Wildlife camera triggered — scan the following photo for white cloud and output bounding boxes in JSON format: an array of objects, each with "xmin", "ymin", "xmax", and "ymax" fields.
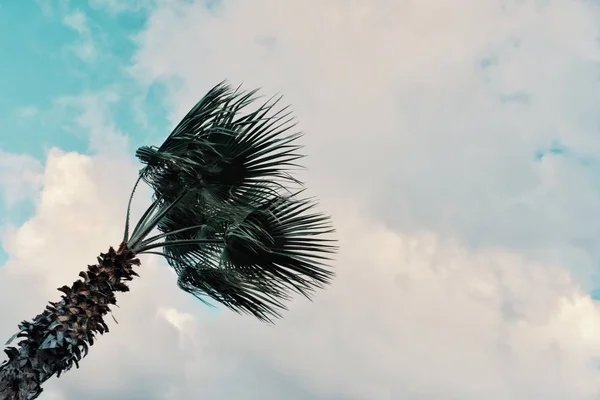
[
  {"xmin": 54, "ymin": 89, "xmax": 130, "ymax": 154},
  {"xmin": 157, "ymin": 307, "xmax": 198, "ymax": 348},
  {"xmin": 88, "ymin": 0, "xmax": 156, "ymax": 14},
  {"xmin": 0, "ymin": 150, "xmax": 44, "ymax": 208},
  {"xmin": 62, "ymin": 9, "xmax": 97, "ymax": 62},
  {"xmin": 62, "ymin": 9, "xmax": 88, "ymax": 34},
  {"xmin": 36, "ymin": 0, "xmax": 56, "ymax": 17},
  {"xmin": 130, "ymin": 0, "xmax": 600, "ymax": 264},
  {"xmin": 126, "ymin": 0, "xmax": 600, "ymax": 397},
  {"xmin": 2, "ymin": 153, "xmax": 600, "ymax": 399},
  {"xmin": 14, "ymin": 106, "xmax": 39, "ymax": 119}
]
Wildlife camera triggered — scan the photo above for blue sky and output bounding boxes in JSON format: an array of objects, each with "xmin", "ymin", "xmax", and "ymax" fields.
[
  {"xmin": 1, "ymin": 2, "xmax": 150, "ymax": 154},
  {"xmin": 0, "ymin": 1, "xmax": 170, "ymax": 261}
]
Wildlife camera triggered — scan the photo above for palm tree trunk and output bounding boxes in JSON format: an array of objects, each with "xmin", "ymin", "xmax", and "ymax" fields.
[{"xmin": 0, "ymin": 243, "xmax": 140, "ymax": 400}]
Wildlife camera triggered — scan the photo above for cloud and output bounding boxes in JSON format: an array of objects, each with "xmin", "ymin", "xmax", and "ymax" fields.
[
  {"xmin": 130, "ymin": 0, "xmax": 600, "ymax": 265},
  {"xmin": 126, "ymin": 0, "xmax": 600, "ymax": 397},
  {"xmin": 0, "ymin": 150, "xmax": 44, "ymax": 208},
  {"xmin": 88, "ymin": 0, "xmax": 156, "ymax": 14},
  {"xmin": 36, "ymin": 0, "xmax": 55, "ymax": 17},
  {"xmin": 62, "ymin": 9, "xmax": 89, "ymax": 34},
  {"xmin": 53, "ymin": 89, "xmax": 130, "ymax": 154},
  {"xmin": 62, "ymin": 9, "xmax": 97, "ymax": 62},
  {"xmin": 14, "ymin": 106, "xmax": 39, "ymax": 119},
  {"xmin": 2, "ymin": 150, "xmax": 600, "ymax": 399}
]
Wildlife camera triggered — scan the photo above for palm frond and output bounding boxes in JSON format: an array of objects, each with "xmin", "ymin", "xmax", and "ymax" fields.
[
  {"xmin": 136, "ymin": 192, "xmax": 336, "ymax": 321},
  {"xmin": 128, "ymin": 82, "xmax": 336, "ymax": 321},
  {"xmin": 122, "ymin": 175, "xmax": 143, "ymax": 243},
  {"xmin": 135, "ymin": 82, "xmax": 304, "ymax": 205},
  {"xmin": 176, "ymin": 267, "xmax": 289, "ymax": 322},
  {"xmin": 221, "ymin": 195, "xmax": 336, "ymax": 297}
]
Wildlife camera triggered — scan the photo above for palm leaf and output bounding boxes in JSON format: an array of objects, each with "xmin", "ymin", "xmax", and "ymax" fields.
[
  {"xmin": 129, "ymin": 82, "xmax": 336, "ymax": 321},
  {"xmin": 221, "ymin": 195, "xmax": 336, "ymax": 297},
  {"xmin": 176, "ymin": 267, "xmax": 289, "ymax": 322},
  {"xmin": 136, "ymin": 192, "xmax": 335, "ymax": 321},
  {"xmin": 135, "ymin": 81, "xmax": 303, "ymax": 205}
]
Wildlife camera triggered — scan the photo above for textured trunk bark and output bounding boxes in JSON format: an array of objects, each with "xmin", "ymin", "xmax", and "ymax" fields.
[{"xmin": 0, "ymin": 243, "xmax": 139, "ymax": 400}]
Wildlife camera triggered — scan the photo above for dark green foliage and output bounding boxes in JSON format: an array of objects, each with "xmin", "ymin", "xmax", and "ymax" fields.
[
  {"xmin": 128, "ymin": 81, "xmax": 336, "ymax": 322},
  {"xmin": 167, "ymin": 194, "xmax": 336, "ymax": 321},
  {"xmin": 135, "ymin": 82, "xmax": 303, "ymax": 205}
]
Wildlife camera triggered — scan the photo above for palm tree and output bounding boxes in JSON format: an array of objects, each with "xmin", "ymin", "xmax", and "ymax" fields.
[{"xmin": 0, "ymin": 82, "xmax": 336, "ymax": 400}]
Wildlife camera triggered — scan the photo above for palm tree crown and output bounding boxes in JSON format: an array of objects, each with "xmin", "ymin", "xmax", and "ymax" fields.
[{"xmin": 128, "ymin": 82, "xmax": 336, "ymax": 321}]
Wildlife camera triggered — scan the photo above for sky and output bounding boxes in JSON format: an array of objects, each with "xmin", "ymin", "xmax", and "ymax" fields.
[{"xmin": 3, "ymin": 0, "xmax": 600, "ymax": 398}]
